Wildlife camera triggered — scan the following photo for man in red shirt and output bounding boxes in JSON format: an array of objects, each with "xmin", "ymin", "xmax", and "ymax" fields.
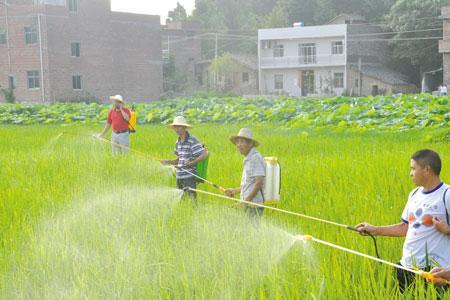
[{"xmin": 97, "ymin": 95, "xmax": 131, "ymax": 154}]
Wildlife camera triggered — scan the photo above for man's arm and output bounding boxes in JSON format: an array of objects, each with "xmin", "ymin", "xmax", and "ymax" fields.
[
  {"xmin": 244, "ymin": 176, "xmax": 264, "ymax": 203},
  {"xmin": 98, "ymin": 122, "xmax": 111, "ymax": 138},
  {"xmin": 184, "ymin": 149, "xmax": 208, "ymax": 167},
  {"xmin": 433, "ymin": 217, "xmax": 450, "ymax": 235},
  {"xmin": 225, "ymin": 188, "xmax": 241, "ymax": 197},
  {"xmin": 160, "ymin": 158, "xmax": 179, "ymax": 166},
  {"xmin": 120, "ymin": 108, "xmax": 130, "ymax": 122},
  {"xmin": 355, "ymin": 222, "xmax": 408, "ymax": 237}
]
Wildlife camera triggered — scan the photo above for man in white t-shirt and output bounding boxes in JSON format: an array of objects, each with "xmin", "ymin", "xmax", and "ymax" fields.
[{"xmin": 356, "ymin": 149, "xmax": 450, "ymax": 292}]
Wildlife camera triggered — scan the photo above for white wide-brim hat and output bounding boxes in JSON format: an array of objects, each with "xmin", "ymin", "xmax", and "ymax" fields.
[
  {"xmin": 230, "ymin": 128, "xmax": 260, "ymax": 147},
  {"xmin": 167, "ymin": 116, "xmax": 192, "ymax": 129},
  {"xmin": 109, "ymin": 94, "xmax": 124, "ymax": 103}
]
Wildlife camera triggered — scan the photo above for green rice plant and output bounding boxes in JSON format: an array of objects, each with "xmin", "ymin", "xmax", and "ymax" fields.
[{"xmin": 0, "ymin": 125, "xmax": 449, "ymax": 299}]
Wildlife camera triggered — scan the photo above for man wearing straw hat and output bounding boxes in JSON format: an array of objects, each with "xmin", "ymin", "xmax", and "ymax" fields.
[
  {"xmin": 97, "ymin": 95, "xmax": 131, "ymax": 154},
  {"xmin": 160, "ymin": 116, "xmax": 207, "ymax": 201},
  {"xmin": 226, "ymin": 128, "xmax": 266, "ymax": 218}
]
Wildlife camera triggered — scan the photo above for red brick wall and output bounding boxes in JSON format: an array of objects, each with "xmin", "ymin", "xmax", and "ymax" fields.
[{"xmin": 0, "ymin": 0, "xmax": 162, "ymax": 103}]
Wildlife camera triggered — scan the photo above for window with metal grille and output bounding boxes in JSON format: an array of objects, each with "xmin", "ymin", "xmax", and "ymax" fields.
[
  {"xmin": 242, "ymin": 72, "xmax": 249, "ymax": 83},
  {"xmin": 274, "ymin": 74, "xmax": 284, "ymax": 90},
  {"xmin": 71, "ymin": 42, "xmax": 80, "ymax": 57},
  {"xmin": 8, "ymin": 76, "xmax": 16, "ymax": 90},
  {"xmin": 273, "ymin": 44, "xmax": 284, "ymax": 57},
  {"xmin": 24, "ymin": 27, "xmax": 38, "ymax": 44},
  {"xmin": 0, "ymin": 29, "xmax": 6, "ymax": 45},
  {"xmin": 72, "ymin": 75, "xmax": 82, "ymax": 90},
  {"xmin": 334, "ymin": 72, "xmax": 344, "ymax": 88},
  {"xmin": 68, "ymin": 0, "xmax": 78, "ymax": 12},
  {"xmin": 27, "ymin": 71, "xmax": 40, "ymax": 89},
  {"xmin": 332, "ymin": 41, "xmax": 344, "ymax": 55},
  {"xmin": 299, "ymin": 43, "xmax": 316, "ymax": 64}
]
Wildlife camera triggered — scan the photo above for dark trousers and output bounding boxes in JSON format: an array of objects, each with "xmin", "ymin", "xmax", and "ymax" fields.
[
  {"xmin": 176, "ymin": 177, "xmax": 197, "ymax": 200},
  {"xmin": 245, "ymin": 206, "xmax": 264, "ymax": 218}
]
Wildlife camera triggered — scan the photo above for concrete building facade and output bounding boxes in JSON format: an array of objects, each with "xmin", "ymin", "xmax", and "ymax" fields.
[{"xmin": 258, "ymin": 15, "xmax": 417, "ymax": 97}]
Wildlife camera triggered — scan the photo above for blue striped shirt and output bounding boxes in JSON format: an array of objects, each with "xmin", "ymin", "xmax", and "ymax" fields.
[{"xmin": 174, "ymin": 133, "xmax": 205, "ymax": 179}]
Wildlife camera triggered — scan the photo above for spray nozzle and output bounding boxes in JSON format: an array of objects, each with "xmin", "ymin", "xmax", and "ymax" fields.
[
  {"xmin": 418, "ymin": 270, "xmax": 450, "ymax": 285},
  {"xmin": 294, "ymin": 235, "xmax": 313, "ymax": 242}
]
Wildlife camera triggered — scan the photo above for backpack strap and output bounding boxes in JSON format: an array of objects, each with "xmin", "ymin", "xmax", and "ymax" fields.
[{"xmin": 443, "ymin": 188, "xmax": 450, "ymax": 225}]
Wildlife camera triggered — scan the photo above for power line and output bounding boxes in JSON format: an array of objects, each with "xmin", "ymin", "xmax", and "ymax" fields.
[{"xmin": 348, "ymin": 27, "xmax": 442, "ymax": 38}]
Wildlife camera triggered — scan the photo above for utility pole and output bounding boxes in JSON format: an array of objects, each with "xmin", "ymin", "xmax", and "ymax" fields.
[
  {"xmin": 358, "ymin": 57, "xmax": 362, "ymax": 96},
  {"xmin": 214, "ymin": 32, "xmax": 218, "ymax": 89},
  {"xmin": 215, "ymin": 32, "xmax": 218, "ymax": 58},
  {"xmin": 4, "ymin": 0, "xmax": 11, "ymax": 74}
]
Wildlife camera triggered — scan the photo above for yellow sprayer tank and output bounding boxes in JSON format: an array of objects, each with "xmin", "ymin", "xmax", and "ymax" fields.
[
  {"xmin": 264, "ymin": 157, "xmax": 281, "ymax": 205},
  {"xmin": 129, "ymin": 110, "xmax": 137, "ymax": 133}
]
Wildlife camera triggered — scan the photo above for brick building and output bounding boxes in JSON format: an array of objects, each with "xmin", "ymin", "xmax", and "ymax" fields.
[
  {"xmin": 0, "ymin": 0, "xmax": 162, "ymax": 103},
  {"xmin": 196, "ymin": 53, "xmax": 259, "ymax": 95},
  {"xmin": 440, "ymin": 6, "xmax": 450, "ymax": 86},
  {"xmin": 161, "ymin": 21, "xmax": 202, "ymax": 94}
]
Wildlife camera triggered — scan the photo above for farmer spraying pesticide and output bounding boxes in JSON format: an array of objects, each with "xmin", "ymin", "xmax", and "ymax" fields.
[
  {"xmin": 97, "ymin": 95, "xmax": 131, "ymax": 154},
  {"xmin": 356, "ymin": 149, "xmax": 450, "ymax": 293},
  {"xmin": 225, "ymin": 128, "xmax": 266, "ymax": 219},
  {"xmin": 160, "ymin": 116, "xmax": 208, "ymax": 201}
]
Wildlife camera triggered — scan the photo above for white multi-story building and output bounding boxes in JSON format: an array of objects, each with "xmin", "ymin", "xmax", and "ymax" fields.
[
  {"xmin": 258, "ymin": 16, "xmax": 417, "ymax": 97},
  {"xmin": 258, "ymin": 24, "xmax": 347, "ymax": 97}
]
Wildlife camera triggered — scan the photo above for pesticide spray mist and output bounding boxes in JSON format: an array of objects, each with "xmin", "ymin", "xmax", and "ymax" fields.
[
  {"xmin": 4, "ymin": 132, "xmax": 317, "ymax": 298},
  {"xmin": 5, "ymin": 185, "xmax": 315, "ymax": 299}
]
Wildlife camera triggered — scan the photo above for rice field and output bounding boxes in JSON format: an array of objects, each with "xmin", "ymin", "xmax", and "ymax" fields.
[{"xmin": 1, "ymin": 124, "xmax": 449, "ymax": 299}]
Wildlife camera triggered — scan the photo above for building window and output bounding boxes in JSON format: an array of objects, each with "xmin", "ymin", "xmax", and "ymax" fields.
[
  {"xmin": 72, "ymin": 75, "xmax": 82, "ymax": 90},
  {"xmin": 299, "ymin": 43, "xmax": 316, "ymax": 64},
  {"xmin": 355, "ymin": 78, "xmax": 359, "ymax": 88},
  {"xmin": 273, "ymin": 44, "xmax": 284, "ymax": 57},
  {"xmin": 274, "ymin": 74, "xmax": 284, "ymax": 90},
  {"xmin": 8, "ymin": 76, "xmax": 16, "ymax": 90},
  {"xmin": 71, "ymin": 42, "xmax": 80, "ymax": 57},
  {"xmin": 261, "ymin": 40, "xmax": 274, "ymax": 50},
  {"xmin": 24, "ymin": 27, "xmax": 38, "ymax": 44},
  {"xmin": 334, "ymin": 72, "xmax": 344, "ymax": 88},
  {"xmin": 332, "ymin": 41, "xmax": 344, "ymax": 55},
  {"xmin": 242, "ymin": 72, "xmax": 249, "ymax": 83},
  {"xmin": 0, "ymin": 29, "xmax": 6, "ymax": 45},
  {"xmin": 162, "ymin": 49, "xmax": 169, "ymax": 60},
  {"xmin": 27, "ymin": 71, "xmax": 40, "ymax": 89},
  {"xmin": 68, "ymin": 0, "xmax": 79, "ymax": 12}
]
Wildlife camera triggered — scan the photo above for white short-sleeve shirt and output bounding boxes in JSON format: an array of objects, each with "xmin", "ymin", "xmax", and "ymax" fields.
[{"xmin": 400, "ymin": 182, "xmax": 450, "ymax": 268}]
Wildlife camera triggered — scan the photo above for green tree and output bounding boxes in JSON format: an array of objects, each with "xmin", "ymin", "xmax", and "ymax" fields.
[
  {"xmin": 167, "ymin": 2, "xmax": 188, "ymax": 23},
  {"xmin": 386, "ymin": 0, "xmax": 450, "ymax": 81},
  {"xmin": 0, "ymin": 86, "xmax": 15, "ymax": 103},
  {"xmin": 163, "ymin": 55, "xmax": 188, "ymax": 95},
  {"xmin": 208, "ymin": 52, "xmax": 239, "ymax": 91}
]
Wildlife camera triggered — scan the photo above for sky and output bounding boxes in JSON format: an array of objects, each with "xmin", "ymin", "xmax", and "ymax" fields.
[{"xmin": 111, "ymin": 0, "xmax": 195, "ymax": 24}]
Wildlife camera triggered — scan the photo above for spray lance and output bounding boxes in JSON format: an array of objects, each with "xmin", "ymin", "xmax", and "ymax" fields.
[
  {"xmin": 188, "ymin": 188, "xmax": 381, "ymax": 258},
  {"xmin": 60, "ymin": 131, "xmax": 380, "ymax": 257},
  {"xmin": 295, "ymin": 235, "xmax": 450, "ymax": 286}
]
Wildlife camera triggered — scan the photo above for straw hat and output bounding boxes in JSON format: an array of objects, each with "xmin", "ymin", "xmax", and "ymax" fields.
[
  {"xmin": 167, "ymin": 116, "xmax": 192, "ymax": 129},
  {"xmin": 109, "ymin": 94, "xmax": 124, "ymax": 103},
  {"xmin": 230, "ymin": 128, "xmax": 260, "ymax": 147}
]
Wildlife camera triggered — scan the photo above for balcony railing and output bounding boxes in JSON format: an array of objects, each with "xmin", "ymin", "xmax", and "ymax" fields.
[{"xmin": 260, "ymin": 54, "xmax": 345, "ymax": 68}]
